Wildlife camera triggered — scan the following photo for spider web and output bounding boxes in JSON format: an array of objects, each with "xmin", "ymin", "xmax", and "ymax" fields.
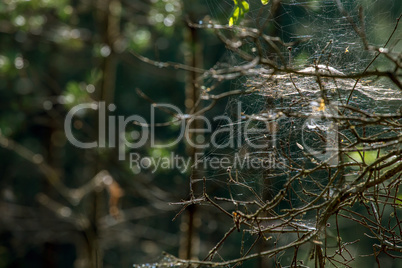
[
  {"xmin": 192, "ymin": 0, "xmax": 401, "ymax": 227},
  {"xmin": 205, "ymin": 0, "xmax": 402, "ymax": 72},
  {"xmin": 184, "ymin": 2, "xmax": 401, "ymax": 265}
]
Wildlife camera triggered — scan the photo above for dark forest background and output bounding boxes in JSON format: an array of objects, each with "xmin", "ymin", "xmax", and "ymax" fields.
[{"xmin": 0, "ymin": 0, "xmax": 401, "ymax": 267}]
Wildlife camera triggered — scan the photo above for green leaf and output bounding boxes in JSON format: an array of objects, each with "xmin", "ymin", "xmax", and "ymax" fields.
[
  {"xmin": 343, "ymin": 149, "xmax": 379, "ymax": 166},
  {"xmin": 396, "ymin": 194, "xmax": 402, "ymax": 207},
  {"xmin": 229, "ymin": 0, "xmax": 249, "ymax": 27},
  {"xmin": 261, "ymin": 0, "xmax": 269, "ymax": 5}
]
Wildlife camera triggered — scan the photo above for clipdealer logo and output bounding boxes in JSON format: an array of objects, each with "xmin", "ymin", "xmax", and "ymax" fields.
[
  {"xmin": 64, "ymin": 100, "xmax": 339, "ymax": 172},
  {"xmin": 63, "ymin": 101, "xmax": 274, "ymax": 161}
]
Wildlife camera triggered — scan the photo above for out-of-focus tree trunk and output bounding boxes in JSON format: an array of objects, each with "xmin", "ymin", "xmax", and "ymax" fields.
[
  {"xmin": 86, "ymin": 1, "xmax": 121, "ymax": 267},
  {"xmin": 179, "ymin": 2, "xmax": 203, "ymax": 260}
]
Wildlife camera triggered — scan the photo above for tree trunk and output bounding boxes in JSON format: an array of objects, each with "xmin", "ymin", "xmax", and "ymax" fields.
[{"xmin": 179, "ymin": 3, "xmax": 203, "ymax": 260}]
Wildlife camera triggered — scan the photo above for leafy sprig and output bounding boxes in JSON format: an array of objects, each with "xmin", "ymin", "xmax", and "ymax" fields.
[{"xmin": 229, "ymin": 0, "xmax": 269, "ymax": 26}]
